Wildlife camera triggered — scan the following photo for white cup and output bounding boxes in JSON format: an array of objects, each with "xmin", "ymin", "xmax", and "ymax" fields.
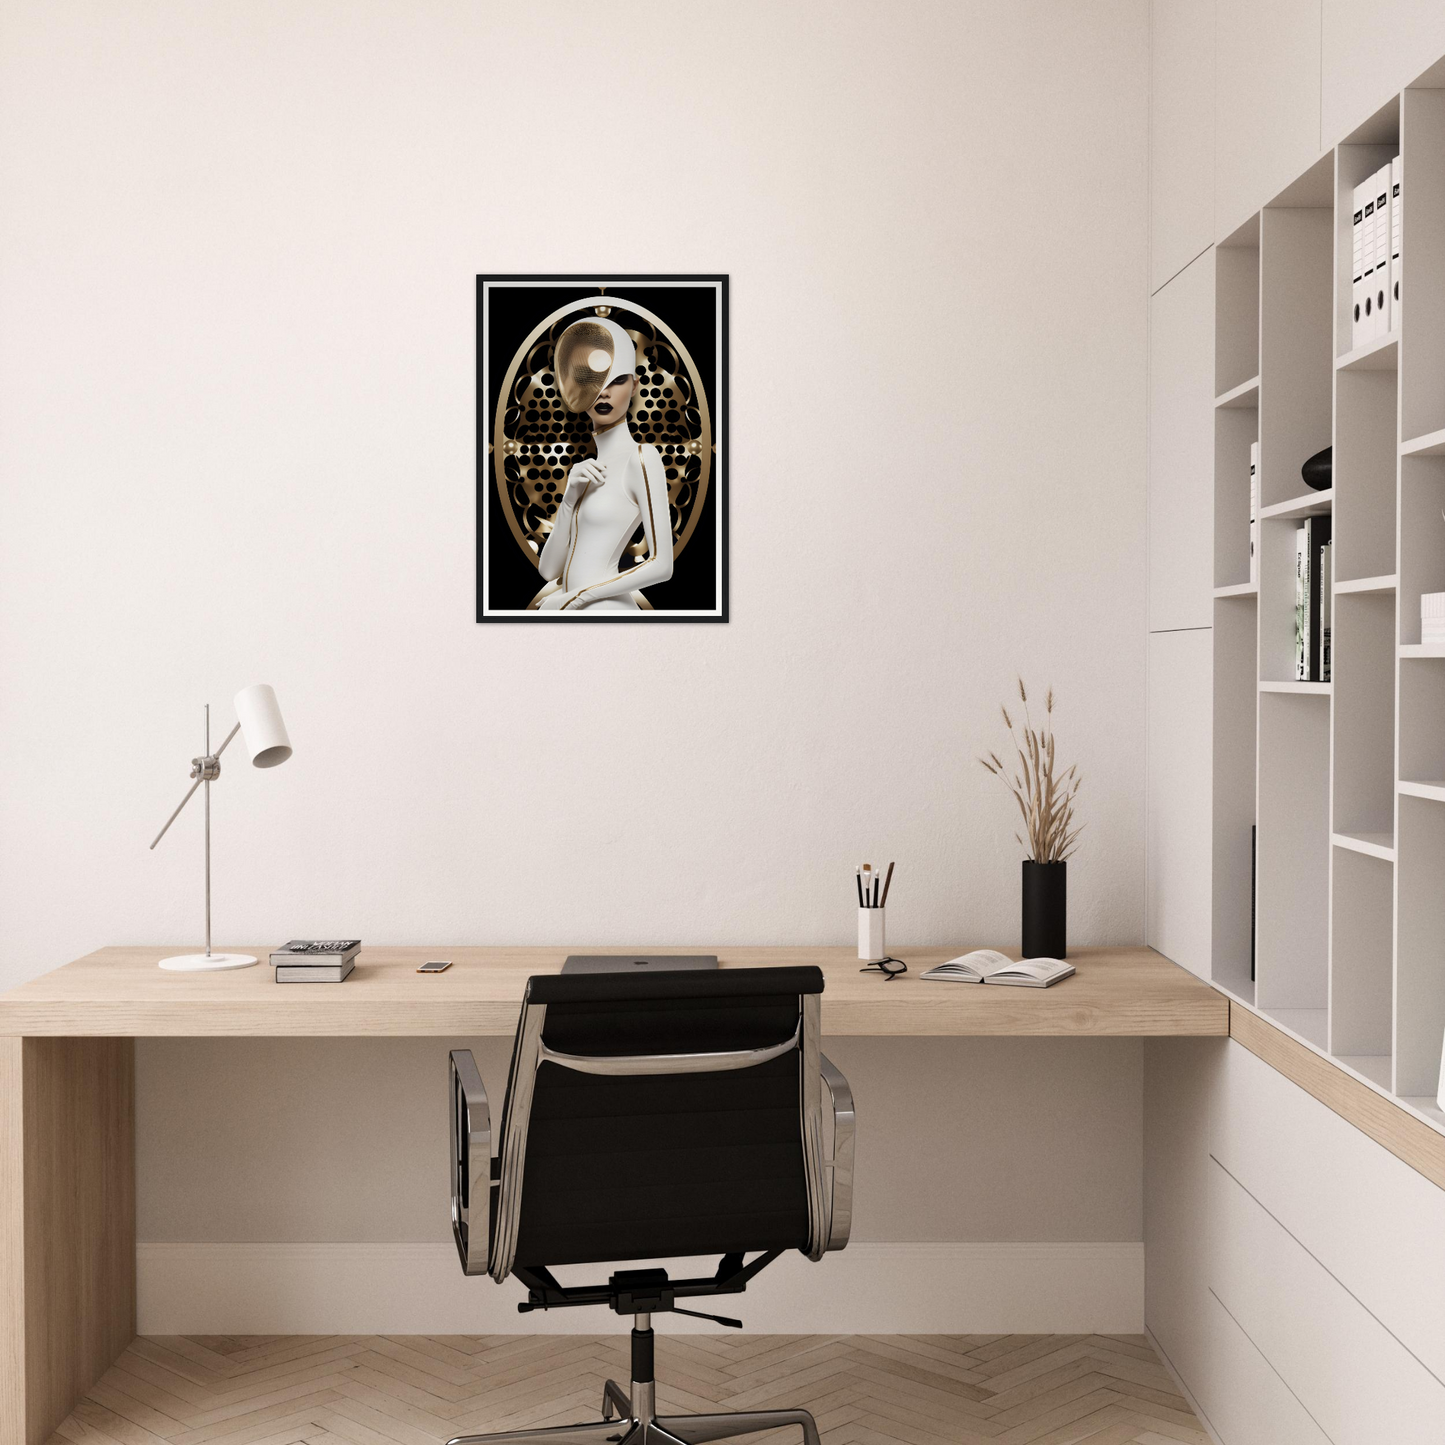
[{"xmin": 858, "ymin": 907, "xmax": 886, "ymax": 962}]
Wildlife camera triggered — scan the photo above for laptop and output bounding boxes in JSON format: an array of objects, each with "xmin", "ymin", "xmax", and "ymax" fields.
[{"xmin": 561, "ymin": 954, "xmax": 719, "ymax": 974}]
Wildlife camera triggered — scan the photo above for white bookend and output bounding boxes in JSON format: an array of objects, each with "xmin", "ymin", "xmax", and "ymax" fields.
[
  {"xmin": 1249, "ymin": 441, "xmax": 1259, "ymax": 585},
  {"xmin": 1320, "ymin": 539, "xmax": 1332, "ymax": 683},
  {"xmin": 1391, "ymin": 154, "xmax": 1402, "ymax": 332},
  {"xmin": 1351, "ymin": 179, "xmax": 1368, "ymax": 349},
  {"xmin": 1295, "ymin": 526, "xmax": 1308, "ymax": 680}
]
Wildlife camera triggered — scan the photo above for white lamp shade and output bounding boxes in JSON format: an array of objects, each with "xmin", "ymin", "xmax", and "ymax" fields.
[{"xmin": 233, "ymin": 684, "xmax": 292, "ymax": 768}]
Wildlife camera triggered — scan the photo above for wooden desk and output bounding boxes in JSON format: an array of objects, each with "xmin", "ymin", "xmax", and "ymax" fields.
[
  {"xmin": 0, "ymin": 944, "xmax": 1223, "ymax": 1445},
  {"xmin": 0, "ymin": 943, "xmax": 1225, "ymax": 1038}
]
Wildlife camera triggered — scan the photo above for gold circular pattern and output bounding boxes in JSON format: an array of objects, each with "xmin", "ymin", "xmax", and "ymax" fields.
[{"xmin": 493, "ymin": 296, "xmax": 714, "ymax": 572}]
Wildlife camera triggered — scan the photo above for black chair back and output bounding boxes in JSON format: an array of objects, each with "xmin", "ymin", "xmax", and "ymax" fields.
[{"xmin": 496, "ymin": 966, "xmax": 825, "ymax": 1270}]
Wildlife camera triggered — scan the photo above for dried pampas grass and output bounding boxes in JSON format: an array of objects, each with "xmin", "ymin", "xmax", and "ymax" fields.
[{"xmin": 979, "ymin": 678, "xmax": 1083, "ymax": 863}]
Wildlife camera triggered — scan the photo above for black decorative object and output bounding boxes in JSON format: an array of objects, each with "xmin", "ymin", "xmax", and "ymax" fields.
[
  {"xmin": 1022, "ymin": 860, "xmax": 1067, "ymax": 959},
  {"xmin": 1301, "ymin": 445, "xmax": 1332, "ymax": 492}
]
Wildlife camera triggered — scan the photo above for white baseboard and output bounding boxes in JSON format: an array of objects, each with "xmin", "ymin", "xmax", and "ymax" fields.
[{"xmin": 137, "ymin": 1241, "xmax": 1143, "ymax": 1336}]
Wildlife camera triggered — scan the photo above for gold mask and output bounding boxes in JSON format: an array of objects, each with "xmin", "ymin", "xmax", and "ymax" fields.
[{"xmin": 555, "ymin": 316, "xmax": 636, "ymax": 412}]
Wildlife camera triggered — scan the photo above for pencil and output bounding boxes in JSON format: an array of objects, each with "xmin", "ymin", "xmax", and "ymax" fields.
[
  {"xmin": 856, "ymin": 869, "xmax": 865, "ymax": 908},
  {"xmin": 880, "ymin": 860, "xmax": 895, "ymax": 907}
]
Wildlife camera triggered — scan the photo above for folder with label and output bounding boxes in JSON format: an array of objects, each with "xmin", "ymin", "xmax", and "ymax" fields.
[{"xmin": 1351, "ymin": 178, "xmax": 1368, "ymax": 349}]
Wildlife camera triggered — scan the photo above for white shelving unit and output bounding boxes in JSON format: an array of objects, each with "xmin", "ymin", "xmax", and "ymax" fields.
[{"xmin": 1212, "ymin": 79, "xmax": 1445, "ymax": 1133}]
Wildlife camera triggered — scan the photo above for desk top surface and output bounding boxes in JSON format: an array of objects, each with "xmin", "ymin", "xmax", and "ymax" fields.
[{"xmin": 0, "ymin": 944, "xmax": 1227, "ymax": 1037}]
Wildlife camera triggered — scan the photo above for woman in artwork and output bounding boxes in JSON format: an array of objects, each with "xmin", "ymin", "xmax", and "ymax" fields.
[{"xmin": 535, "ymin": 315, "xmax": 673, "ymax": 612}]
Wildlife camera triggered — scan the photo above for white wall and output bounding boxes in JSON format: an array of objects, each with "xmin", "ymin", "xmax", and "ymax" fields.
[
  {"xmin": 0, "ymin": 0, "xmax": 1149, "ymax": 984},
  {"xmin": 0, "ymin": 0, "xmax": 1152, "ymax": 1323}
]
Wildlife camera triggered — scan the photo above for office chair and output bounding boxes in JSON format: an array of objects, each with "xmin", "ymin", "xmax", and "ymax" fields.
[{"xmin": 446, "ymin": 966, "xmax": 855, "ymax": 1445}]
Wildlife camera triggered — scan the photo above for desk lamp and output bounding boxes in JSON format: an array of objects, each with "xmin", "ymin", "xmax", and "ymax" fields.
[{"xmin": 149, "ymin": 684, "xmax": 292, "ymax": 971}]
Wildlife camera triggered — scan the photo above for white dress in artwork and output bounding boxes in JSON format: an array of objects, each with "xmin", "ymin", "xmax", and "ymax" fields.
[{"xmin": 535, "ymin": 315, "xmax": 674, "ymax": 613}]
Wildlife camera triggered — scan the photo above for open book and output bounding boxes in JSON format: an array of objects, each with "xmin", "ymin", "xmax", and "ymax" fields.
[{"xmin": 920, "ymin": 950, "xmax": 1075, "ymax": 988}]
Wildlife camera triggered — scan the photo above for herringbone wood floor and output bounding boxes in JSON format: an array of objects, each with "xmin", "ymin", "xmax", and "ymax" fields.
[{"xmin": 49, "ymin": 1334, "xmax": 1209, "ymax": 1445}]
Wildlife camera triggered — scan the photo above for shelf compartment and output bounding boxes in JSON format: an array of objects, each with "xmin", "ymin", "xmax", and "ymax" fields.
[
  {"xmin": 1214, "ymin": 405, "xmax": 1259, "ymax": 589},
  {"xmin": 1332, "ymin": 591, "xmax": 1396, "ymax": 839},
  {"xmin": 1215, "ymin": 375, "xmax": 1260, "ymax": 409},
  {"xmin": 1401, "ymin": 87, "xmax": 1445, "ymax": 444},
  {"xmin": 1255, "ymin": 692, "xmax": 1331, "ymax": 1016},
  {"xmin": 1260, "ymin": 680, "xmax": 1331, "ymax": 695},
  {"xmin": 1333, "ymin": 830, "xmax": 1396, "ymax": 861},
  {"xmin": 1259, "ymin": 203, "xmax": 1332, "ymax": 510},
  {"xmin": 1216, "ymin": 221, "xmax": 1260, "ymax": 398},
  {"xmin": 1400, "ymin": 642, "xmax": 1445, "ymax": 783},
  {"xmin": 1212, "ymin": 593, "xmax": 1259, "ymax": 1003},
  {"xmin": 1336, "ymin": 1054, "xmax": 1393, "ymax": 1090},
  {"xmin": 1334, "ymin": 368, "xmax": 1398, "ymax": 581},
  {"xmin": 1336, "ymin": 139, "xmax": 1399, "ymax": 362},
  {"xmin": 1396, "ymin": 795, "xmax": 1445, "ymax": 1097},
  {"xmin": 1330, "ymin": 848, "xmax": 1393, "ymax": 1062},
  {"xmin": 1401, "ymin": 427, "xmax": 1445, "ymax": 458},
  {"xmin": 1336, "ymin": 335, "xmax": 1398, "ymax": 371},
  {"xmin": 1397, "ymin": 455, "xmax": 1445, "ymax": 644},
  {"xmin": 1336, "ymin": 574, "xmax": 1397, "ymax": 594},
  {"xmin": 1260, "ymin": 489, "xmax": 1333, "ymax": 521},
  {"xmin": 1265, "ymin": 1007, "xmax": 1329, "ymax": 1051}
]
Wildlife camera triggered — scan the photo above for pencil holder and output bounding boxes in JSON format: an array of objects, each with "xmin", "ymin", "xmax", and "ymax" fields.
[{"xmin": 858, "ymin": 907, "xmax": 886, "ymax": 962}]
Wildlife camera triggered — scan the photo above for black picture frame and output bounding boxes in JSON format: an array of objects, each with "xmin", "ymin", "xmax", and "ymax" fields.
[{"xmin": 476, "ymin": 274, "xmax": 729, "ymax": 623}]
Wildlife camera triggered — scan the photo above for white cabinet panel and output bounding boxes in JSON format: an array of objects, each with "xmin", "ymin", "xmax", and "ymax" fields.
[
  {"xmin": 1147, "ymin": 629, "xmax": 1212, "ymax": 978},
  {"xmin": 1215, "ymin": 0, "xmax": 1323, "ymax": 237},
  {"xmin": 1322, "ymin": 0, "xmax": 1445, "ymax": 145},
  {"xmin": 1210, "ymin": 1157, "xmax": 1445, "ymax": 1444},
  {"xmin": 1144, "ymin": 1038, "xmax": 1226, "ymax": 1394},
  {"xmin": 1197, "ymin": 1290, "xmax": 1331, "ymax": 1445},
  {"xmin": 1151, "ymin": 0, "xmax": 1215, "ymax": 291},
  {"xmin": 1149, "ymin": 251, "xmax": 1215, "ymax": 630},
  {"xmin": 1213, "ymin": 1039, "xmax": 1445, "ymax": 1384}
]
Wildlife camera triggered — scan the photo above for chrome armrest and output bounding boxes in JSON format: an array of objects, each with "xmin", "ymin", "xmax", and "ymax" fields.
[
  {"xmin": 819, "ymin": 1052, "xmax": 854, "ymax": 1251},
  {"xmin": 449, "ymin": 1049, "xmax": 492, "ymax": 1276}
]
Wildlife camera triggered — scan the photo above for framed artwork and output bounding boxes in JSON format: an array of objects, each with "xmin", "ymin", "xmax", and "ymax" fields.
[{"xmin": 476, "ymin": 275, "xmax": 728, "ymax": 622}]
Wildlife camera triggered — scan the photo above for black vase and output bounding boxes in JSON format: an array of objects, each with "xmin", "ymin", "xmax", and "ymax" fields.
[{"xmin": 1022, "ymin": 860, "xmax": 1067, "ymax": 959}]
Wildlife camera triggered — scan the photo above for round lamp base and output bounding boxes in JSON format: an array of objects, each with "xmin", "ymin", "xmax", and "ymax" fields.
[{"xmin": 158, "ymin": 952, "xmax": 258, "ymax": 972}]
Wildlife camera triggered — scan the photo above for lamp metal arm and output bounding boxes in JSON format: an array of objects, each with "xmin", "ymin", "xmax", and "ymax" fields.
[{"xmin": 148, "ymin": 721, "xmax": 242, "ymax": 850}]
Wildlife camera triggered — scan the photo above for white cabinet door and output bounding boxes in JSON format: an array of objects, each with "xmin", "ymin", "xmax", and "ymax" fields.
[
  {"xmin": 1147, "ymin": 629, "xmax": 1213, "ymax": 978},
  {"xmin": 1322, "ymin": 0, "xmax": 1445, "ymax": 145},
  {"xmin": 1211, "ymin": 1156, "xmax": 1445, "ymax": 1443},
  {"xmin": 1149, "ymin": 251, "xmax": 1215, "ymax": 632},
  {"xmin": 1215, "ymin": 0, "xmax": 1323, "ymax": 237},
  {"xmin": 1151, "ymin": 0, "xmax": 1215, "ymax": 292}
]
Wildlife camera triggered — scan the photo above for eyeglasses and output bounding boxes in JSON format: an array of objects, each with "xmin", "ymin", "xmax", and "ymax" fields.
[{"xmin": 859, "ymin": 957, "xmax": 908, "ymax": 981}]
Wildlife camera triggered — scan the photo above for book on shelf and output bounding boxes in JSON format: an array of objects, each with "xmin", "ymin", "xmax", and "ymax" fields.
[
  {"xmin": 920, "ymin": 950, "xmax": 1074, "ymax": 988},
  {"xmin": 1320, "ymin": 539, "xmax": 1332, "ymax": 682},
  {"xmin": 1295, "ymin": 526, "xmax": 1308, "ymax": 679},
  {"xmin": 1422, "ymin": 592, "xmax": 1445, "ymax": 644},
  {"xmin": 1373, "ymin": 164, "xmax": 1392, "ymax": 341},
  {"xmin": 1391, "ymin": 154, "xmax": 1402, "ymax": 331},
  {"xmin": 1351, "ymin": 179, "xmax": 1367, "ymax": 348},
  {"xmin": 1249, "ymin": 441, "xmax": 1259, "ymax": 584},
  {"xmin": 276, "ymin": 958, "xmax": 355, "ymax": 984},
  {"xmin": 1293, "ymin": 518, "xmax": 1332, "ymax": 681}
]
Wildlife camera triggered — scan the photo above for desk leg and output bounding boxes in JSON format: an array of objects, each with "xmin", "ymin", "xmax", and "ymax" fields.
[{"xmin": 0, "ymin": 1037, "xmax": 136, "ymax": 1445}]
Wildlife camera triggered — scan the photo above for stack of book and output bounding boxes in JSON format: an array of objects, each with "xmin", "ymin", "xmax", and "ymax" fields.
[
  {"xmin": 1294, "ymin": 518, "xmax": 1332, "ymax": 682},
  {"xmin": 1352, "ymin": 156, "xmax": 1402, "ymax": 347},
  {"xmin": 270, "ymin": 939, "xmax": 361, "ymax": 983},
  {"xmin": 1423, "ymin": 593, "xmax": 1445, "ymax": 646}
]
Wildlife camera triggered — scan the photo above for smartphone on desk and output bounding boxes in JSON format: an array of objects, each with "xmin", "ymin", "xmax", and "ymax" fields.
[{"xmin": 417, "ymin": 959, "xmax": 452, "ymax": 973}]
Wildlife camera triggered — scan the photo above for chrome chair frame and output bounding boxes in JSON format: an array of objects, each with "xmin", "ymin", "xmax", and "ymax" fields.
[{"xmin": 446, "ymin": 985, "xmax": 854, "ymax": 1445}]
